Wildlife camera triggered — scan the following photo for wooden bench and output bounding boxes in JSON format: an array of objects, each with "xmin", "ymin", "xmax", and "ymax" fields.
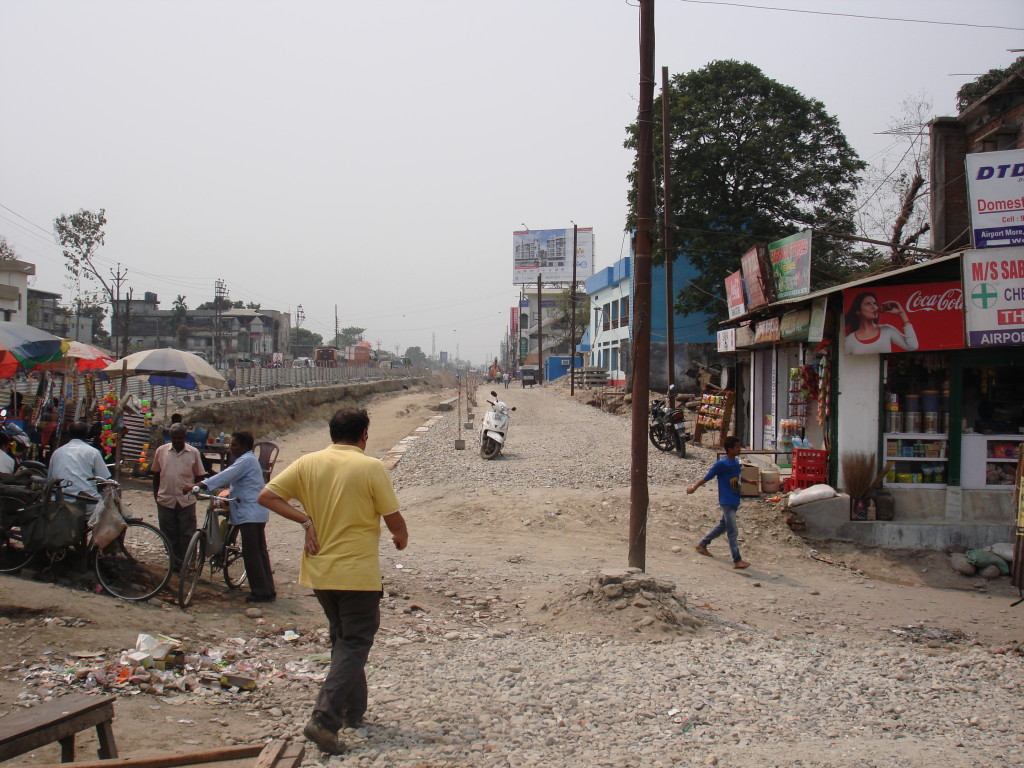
[{"xmin": 0, "ymin": 693, "xmax": 117, "ymax": 763}]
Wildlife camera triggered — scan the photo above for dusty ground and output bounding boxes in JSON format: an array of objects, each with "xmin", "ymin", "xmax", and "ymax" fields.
[{"xmin": 1, "ymin": 379, "xmax": 1022, "ymax": 767}]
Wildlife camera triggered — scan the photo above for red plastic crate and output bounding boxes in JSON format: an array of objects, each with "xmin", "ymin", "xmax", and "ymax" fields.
[
  {"xmin": 793, "ymin": 469, "xmax": 826, "ymax": 483},
  {"xmin": 784, "ymin": 476, "xmax": 822, "ymax": 492},
  {"xmin": 792, "ymin": 448, "xmax": 826, "ymax": 470}
]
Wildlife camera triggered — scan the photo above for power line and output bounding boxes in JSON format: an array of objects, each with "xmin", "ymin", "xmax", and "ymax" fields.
[{"xmin": 674, "ymin": 0, "xmax": 1024, "ymax": 32}]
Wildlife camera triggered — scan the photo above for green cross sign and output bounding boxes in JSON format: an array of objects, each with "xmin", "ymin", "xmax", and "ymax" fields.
[{"xmin": 971, "ymin": 283, "xmax": 997, "ymax": 309}]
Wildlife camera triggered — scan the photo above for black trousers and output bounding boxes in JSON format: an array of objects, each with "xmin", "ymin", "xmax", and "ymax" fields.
[
  {"xmin": 312, "ymin": 589, "xmax": 381, "ymax": 732},
  {"xmin": 237, "ymin": 522, "xmax": 275, "ymax": 600},
  {"xmin": 157, "ymin": 502, "xmax": 197, "ymax": 565}
]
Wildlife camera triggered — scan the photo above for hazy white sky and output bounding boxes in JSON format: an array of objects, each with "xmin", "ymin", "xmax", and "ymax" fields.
[{"xmin": 1, "ymin": 1, "xmax": 1020, "ymax": 363}]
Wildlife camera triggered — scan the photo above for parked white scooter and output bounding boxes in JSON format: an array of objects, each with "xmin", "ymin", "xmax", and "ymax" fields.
[{"xmin": 480, "ymin": 391, "xmax": 516, "ymax": 459}]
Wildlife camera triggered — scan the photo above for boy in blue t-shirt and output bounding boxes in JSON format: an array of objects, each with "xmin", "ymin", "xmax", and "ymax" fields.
[{"xmin": 687, "ymin": 436, "xmax": 750, "ymax": 569}]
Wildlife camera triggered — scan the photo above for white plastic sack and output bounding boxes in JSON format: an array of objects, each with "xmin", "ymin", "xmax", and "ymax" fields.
[
  {"xmin": 988, "ymin": 542, "xmax": 1014, "ymax": 564},
  {"xmin": 788, "ymin": 484, "xmax": 837, "ymax": 508},
  {"xmin": 88, "ymin": 489, "xmax": 127, "ymax": 548}
]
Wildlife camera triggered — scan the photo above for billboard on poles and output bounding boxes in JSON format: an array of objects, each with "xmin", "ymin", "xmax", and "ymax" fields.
[
  {"xmin": 740, "ymin": 244, "xmax": 772, "ymax": 308},
  {"xmin": 513, "ymin": 228, "xmax": 594, "ymax": 284},
  {"xmin": 769, "ymin": 230, "xmax": 812, "ymax": 301},
  {"xmin": 965, "ymin": 149, "xmax": 1024, "ymax": 248},
  {"xmin": 962, "ymin": 246, "xmax": 1024, "ymax": 347},
  {"xmin": 724, "ymin": 270, "xmax": 746, "ymax": 318}
]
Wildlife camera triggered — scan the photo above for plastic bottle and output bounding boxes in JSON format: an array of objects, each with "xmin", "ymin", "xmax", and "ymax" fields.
[{"xmin": 218, "ymin": 431, "xmax": 225, "ymax": 444}]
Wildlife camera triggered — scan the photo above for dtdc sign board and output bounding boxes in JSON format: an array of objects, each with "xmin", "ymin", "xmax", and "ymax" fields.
[
  {"xmin": 965, "ymin": 149, "xmax": 1024, "ymax": 248},
  {"xmin": 962, "ymin": 246, "xmax": 1024, "ymax": 347}
]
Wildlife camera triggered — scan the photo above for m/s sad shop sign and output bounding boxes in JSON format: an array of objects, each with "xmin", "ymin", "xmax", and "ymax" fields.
[{"xmin": 962, "ymin": 246, "xmax": 1024, "ymax": 347}]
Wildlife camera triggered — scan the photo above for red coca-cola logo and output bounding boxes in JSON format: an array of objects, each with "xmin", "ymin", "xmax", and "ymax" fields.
[{"xmin": 906, "ymin": 288, "xmax": 964, "ymax": 312}]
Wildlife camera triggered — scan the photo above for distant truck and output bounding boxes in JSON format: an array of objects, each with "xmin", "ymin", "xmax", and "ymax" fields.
[
  {"xmin": 344, "ymin": 344, "xmax": 372, "ymax": 365},
  {"xmin": 314, "ymin": 347, "xmax": 339, "ymax": 367}
]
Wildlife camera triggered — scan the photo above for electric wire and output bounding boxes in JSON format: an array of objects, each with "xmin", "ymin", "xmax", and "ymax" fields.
[{"xmin": 674, "ymin": 0, "xmax": 1024, "ymax": 32}]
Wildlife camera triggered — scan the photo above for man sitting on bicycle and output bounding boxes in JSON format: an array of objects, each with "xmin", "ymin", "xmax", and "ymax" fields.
[
  {"xmin": 190, "ymin": 430, "xmax": 275, "ymax": 604},
  {"xmin": 47, "ymin": 421, "xmax": 110, "ymax": 506}
]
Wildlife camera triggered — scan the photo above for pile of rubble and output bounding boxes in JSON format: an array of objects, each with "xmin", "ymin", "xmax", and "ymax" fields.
[{"xmin": 533, "ymin": 567, "xmax": 702, "ymax": 636}]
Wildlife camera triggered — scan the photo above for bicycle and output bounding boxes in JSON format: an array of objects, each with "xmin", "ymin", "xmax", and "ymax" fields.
[
  {"xmin": 178, "ymin": 489, "xmax": 247, "ymax": 609},
  {"xmin": 91, "ymin": 478, "xmax": 174, "ymax": 601},
  {"xmin": 0, "ymin": 476, "xmax": 173, "ymax": 602}
]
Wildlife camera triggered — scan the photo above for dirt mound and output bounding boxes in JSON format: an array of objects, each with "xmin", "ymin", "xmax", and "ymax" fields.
[{"xmin": 525, "ymin": 568, "xmax": 703, "ymax": 640}]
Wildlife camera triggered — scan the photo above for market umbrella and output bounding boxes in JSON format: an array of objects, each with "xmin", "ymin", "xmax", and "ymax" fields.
[
  {"xmin": 34, "ymin": 340, "xmax": 115, "ymax": 373},
  {"xmin": 101, "ymin": 348, "xmax": 228, "ymax": 391},
  {"xmin": 0, "ymin": 322, "xmax": 68, "ymax": 378}
]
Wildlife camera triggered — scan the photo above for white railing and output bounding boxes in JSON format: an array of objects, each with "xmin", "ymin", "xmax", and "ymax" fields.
[{"xmin": 6, "ymin": 366, "xmax": 429, "ymax": 419}]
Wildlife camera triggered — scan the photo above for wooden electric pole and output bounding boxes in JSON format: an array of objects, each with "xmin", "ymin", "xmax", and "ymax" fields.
[
  {"xmin": 536, "ymin": 274, "xmax": 543, "ymax": 384},
  {"xmin": 662, "ymin": 65, "xmax": 676, "ymax": 408},
  {"xmin": 629, "ymin": 0, "xmax": 655, "ymax": 571},
  {"xmin": 570, "ymin": 223, "xmax": 578, "ymax": 396}
]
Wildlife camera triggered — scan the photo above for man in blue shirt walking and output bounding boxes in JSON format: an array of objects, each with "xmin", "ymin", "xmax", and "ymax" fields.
[{"xmin": 687, "ymin": 435, "xmax": 750, "ymax": 569}]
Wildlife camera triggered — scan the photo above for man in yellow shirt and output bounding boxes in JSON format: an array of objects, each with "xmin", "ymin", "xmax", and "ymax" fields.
[{"xmin": 258, "ymin": 408, "xmax": 408, "ymax": 756}]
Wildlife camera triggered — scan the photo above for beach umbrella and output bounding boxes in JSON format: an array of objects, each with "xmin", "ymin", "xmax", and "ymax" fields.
[
  {"xmin": 0, "ymin": 322, "xmax": 67, "ymax": 378},
  {"xmin": 34, "ymin": 340, "xmax": 115, "ymax": 373},
  {"xmin": 101, "ymin": 348, "xmax": 227, "ymax": 391}
]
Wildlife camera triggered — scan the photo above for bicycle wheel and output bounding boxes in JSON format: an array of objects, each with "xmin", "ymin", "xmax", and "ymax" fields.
[
  {"xmin": 0, "ymin": 518, "xmax": 32, "ymax": 572},
  {"xmin": 178, "ymin": 531, "xmax": 206, "ymax": 609},
  {"xmin": 94, "ymin": 520, "xmax": 173, "ymax": 601},
  {"xmin": 222, "ymin": 525, "xmax": 248, "ymax": 589}
]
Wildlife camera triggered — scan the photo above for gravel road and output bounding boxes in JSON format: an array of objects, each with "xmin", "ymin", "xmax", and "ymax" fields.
[{"xmin": 4, "ymin": 383, "xmax": 1021, "ymax": 768}]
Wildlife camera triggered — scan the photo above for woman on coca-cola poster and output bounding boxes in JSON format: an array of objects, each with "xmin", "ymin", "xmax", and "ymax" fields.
[{"xmin": 844, "ymin": 291, "xmax": 919, "ymax": 354}]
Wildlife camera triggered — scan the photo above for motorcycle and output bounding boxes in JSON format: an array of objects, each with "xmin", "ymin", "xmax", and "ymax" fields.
[
  {"xmin": 480, "ymin": 391, "xmax": 516, "ymax": 460},
  {"xmin": 648, "ymin": 385, "xmax": 691, "ymax": 458}
]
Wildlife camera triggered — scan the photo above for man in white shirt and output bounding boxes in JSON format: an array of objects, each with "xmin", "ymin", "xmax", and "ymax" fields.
[
  {"xmin": 151, "ymin": 423, "xmax": 206, "ymax": 566},
  {"xmin": 47, "ymin": 421, "xmax": 110, "ymax": 502}
]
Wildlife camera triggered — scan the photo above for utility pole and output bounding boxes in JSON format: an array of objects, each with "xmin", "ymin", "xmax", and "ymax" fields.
[
  {"xmin": 662, "ymin": 66, "xmax": 676, "ymax": 409},
  {"xmin": 293, "ymin": 303, "xmax": 304, "ymax": 358},
  {"xmin": 536, "ymin": 273, "xmax": 543, "ymax": 384},
  {"xmin": 121, "ymin": 287, "xmax": 133, "ymax": 355},
  {"xmin": 110, "ymin": 263, "xmax": 128, "ymax": 357},
  {"xmin": 629, "ymin": 0, "xmax": 655, "ymax": 572},
  {"xmin": 570, "ymin": 223, "xmax": 578, "ymax": 396},
  {"xmin": 214, "ymin": 279, "xmax": 228, "ymax": 366},
  {"xmin": 334, "ymin": 305, "xmax": 339, "ymax": 347}
]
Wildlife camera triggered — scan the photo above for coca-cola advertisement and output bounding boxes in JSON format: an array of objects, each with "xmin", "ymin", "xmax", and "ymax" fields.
[{"xmin": 842, "ymin": 281, "xmax": 964, "ymax": 354}]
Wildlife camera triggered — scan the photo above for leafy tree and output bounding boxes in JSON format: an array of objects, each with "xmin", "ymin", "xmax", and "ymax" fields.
[
  {"xmin": 245, "ymin": 302, "xmax": 261, "ymax": 310},
  {"xmin": 77, "ymin": 303, "xmax": 110, "ymax": 347},
  {"xmin": 625, "ymin": 60, "xmax": 866, "ymax": 332},
  {"xmin": 0, "ymin": 236, "xmax": 20, "ymax": 261},
  {"xmin": 333, "ymin": 326, "xmax": 365, "ymax": 348},
  {"xmin": 54, "ymin": 209, "xmax": 116, "ymax": 343},
  {"xmin": 547, "ymin": 288, "xmax": 587, "ymax": 351},
  {"xmin": 54, "ymin": 208, "xmax": 109, "ymax": 298},
  {"xmin": 291, "ymin": 327, "xmax": 323, "ymax": 349},
  {"xmin": 404, "ymin": 346, "xmax": 427, "ymax": 366},
  {"xmin": 197, "ymin": 297, "xmax": 243, "ymax": 310},
  {"xmin": 956, "ymin": 55, "xmax": 1024, "ymax": 112}
]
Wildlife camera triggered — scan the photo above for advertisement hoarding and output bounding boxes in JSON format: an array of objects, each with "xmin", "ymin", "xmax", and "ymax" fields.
[
  {"xmin": 724, "ymin": 270, "xmax": 746, "ymax": 318},
  {"xmin": 962, "ymin": 246, "xmax": 1024, "ymax": 347},
  {"xmin": 513, "ymin": 228, "xmax": 595, "ymax": 284},
  {"xmin": 841, "ymin": 282, "xmax": 964, "ymax": 354},
  {"xmin": 510, "ymin": 307, "xmax": 518, "ymax": 336},
  {"xmin": 769, "ymin": 230, "xmax": 812, "ymax": 301},
  {"xmin": 716, "ymin": 328, "xmax": 736, "ymax": 352},
  {"xmin": 740, "ymin": 244, "xmax": 772, "ymax": 308},
  {"xmin": 965, "ymin": 149, "xmax": 1024, "ymax": 249}
]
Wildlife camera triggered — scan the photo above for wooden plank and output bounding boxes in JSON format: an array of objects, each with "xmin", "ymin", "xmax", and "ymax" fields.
[
  {"xmin": 250, "ymin": 742, "xmax": 303, "ymax": 768},
  {"xmin": 29, "ymin": 743, "xmax": 264, "ymax": 768},
  {"xmin": 0, "ymin": 695, "xmax": 115, "ymax": 761}
]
